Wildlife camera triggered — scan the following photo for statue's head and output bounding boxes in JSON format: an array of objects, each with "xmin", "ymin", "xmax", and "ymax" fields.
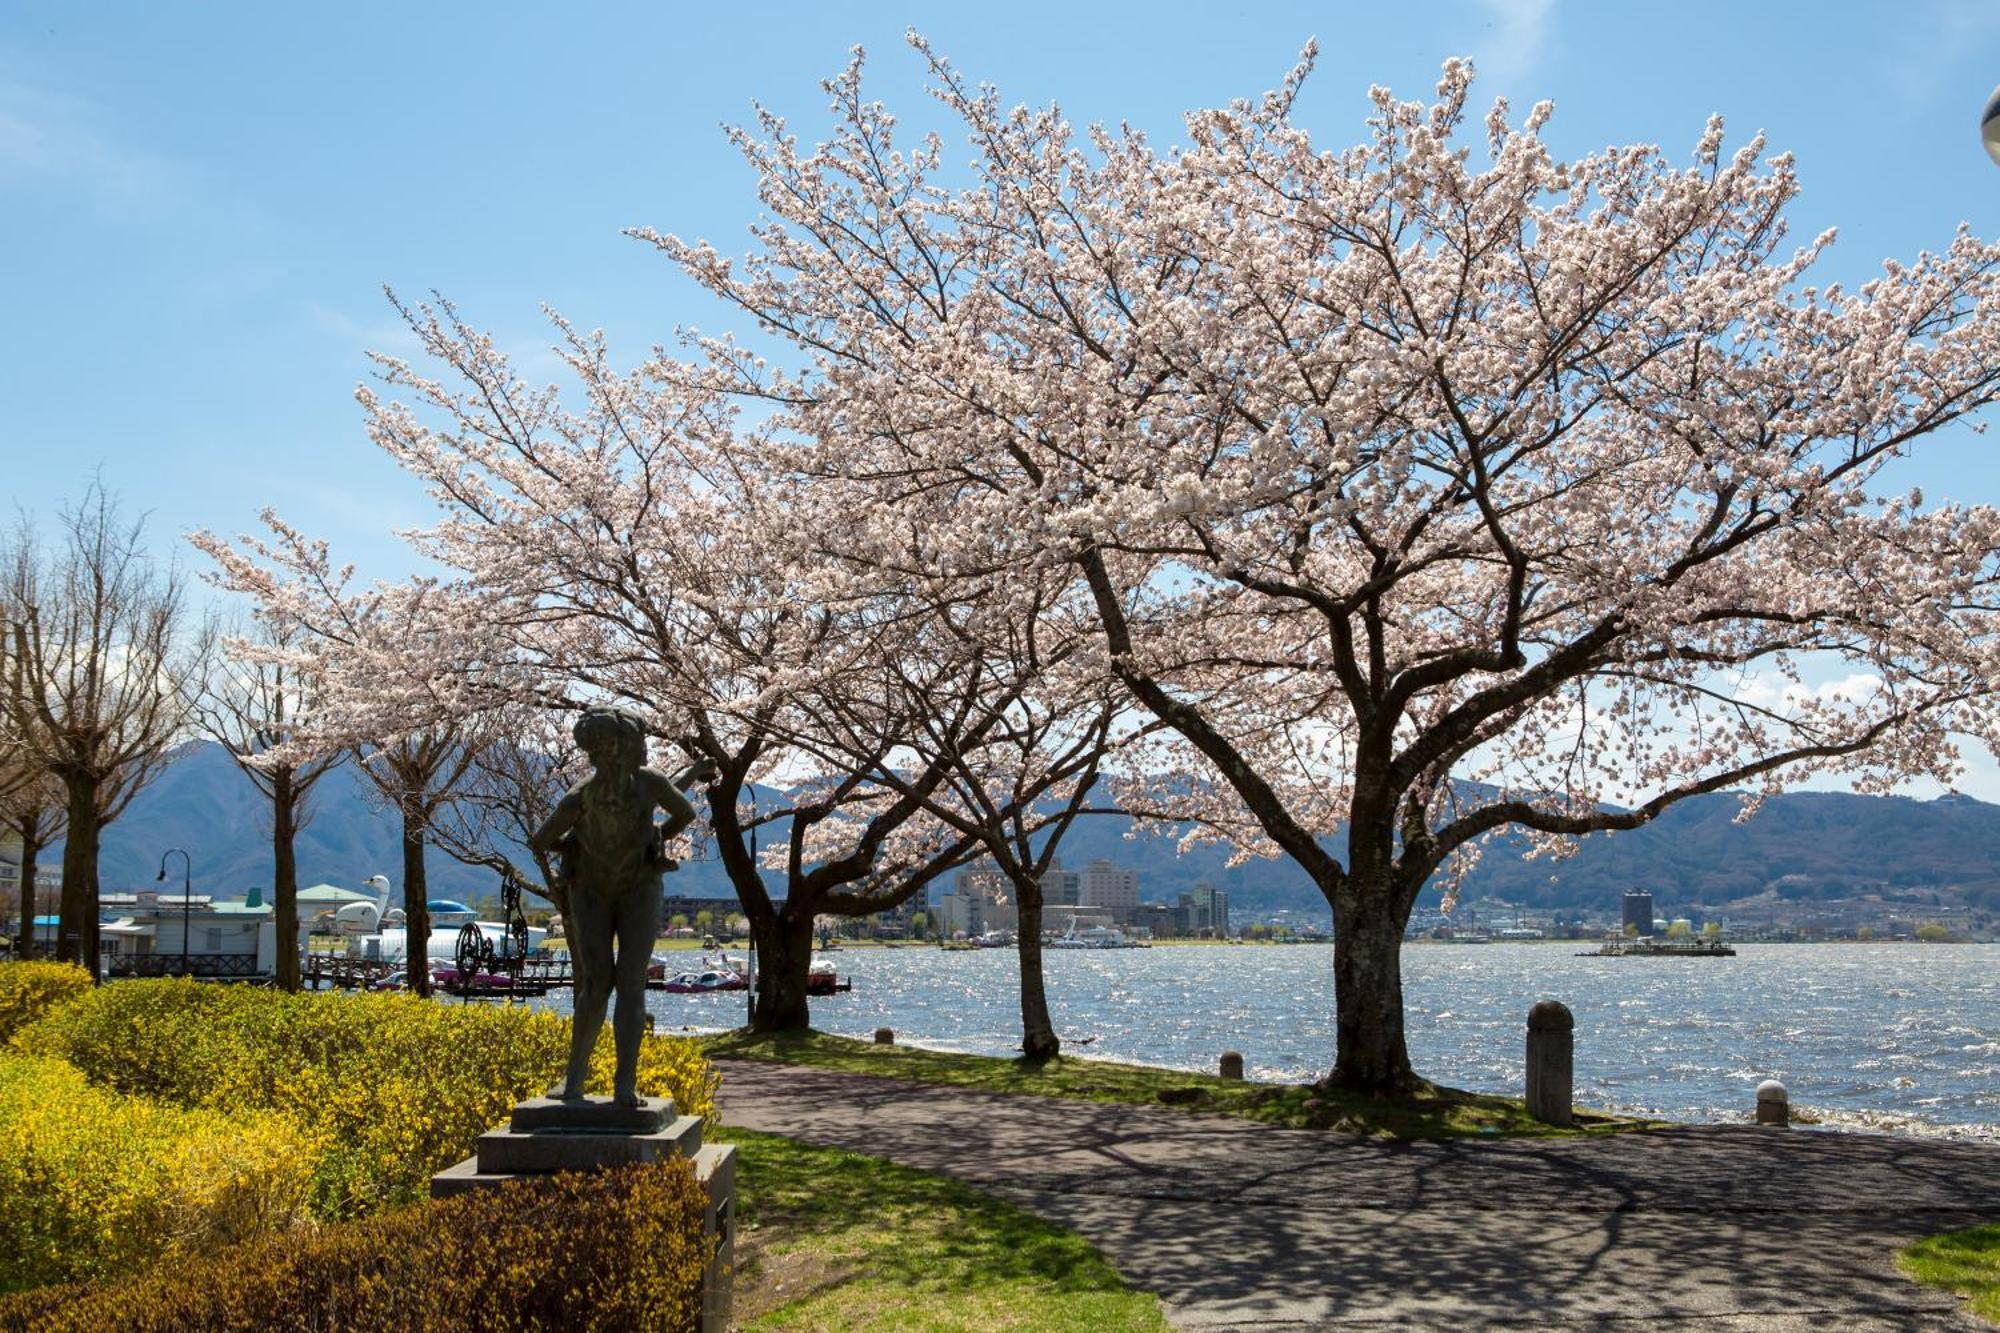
[{"xmin": 573, "ymin": 707, "xmax": 648, "ymax": 774}]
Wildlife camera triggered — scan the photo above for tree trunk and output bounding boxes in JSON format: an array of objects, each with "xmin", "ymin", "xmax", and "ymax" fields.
[
  {"xmin": 57, "ymin": 774, "xmax": 100, "ymax": 980},
  {"xmin": 1012, "ymin": 878, "xmax": 1060, "ymax": 1061},
  {"xmin": 749, "ymin": 909, "xmax": 814, "ymax": 1032},
  {"xmin": 400, "ymin": 794, "xmax": 432, "ymax": 999},
  {"xmin": 15, "ymin": 832, "xmax": 41, "ymax": 957},
  {"xmin": 1328, "ymin": 871, "xmax": 1419, "ymax": 1094},
  {"xmin": 272, "ymin": 772, "xmax": 301, "ymax": 992}
]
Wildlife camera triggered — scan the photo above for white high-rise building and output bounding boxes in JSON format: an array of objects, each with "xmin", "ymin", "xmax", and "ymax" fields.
[
  {"xmin": 936, "ymin": 863, "xmax": 1018, "ymax": 936},
  {"xmin": 1079, "ymin": 859, "xmax": 1138, "ymax": 912}
]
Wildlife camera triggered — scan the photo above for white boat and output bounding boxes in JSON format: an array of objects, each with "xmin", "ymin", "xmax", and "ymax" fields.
[{"xmin": 1047, "ymin": 916, "xmax": 1148, "ymax": 949}]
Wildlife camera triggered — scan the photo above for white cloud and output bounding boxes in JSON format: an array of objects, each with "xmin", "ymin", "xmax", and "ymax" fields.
[
  {"xmin": 306, "ymin": 302, "xmax": 426, "ymax": 359},
  {"xmin": 1879, "ymin": 0, "xmax": 2000, "ymax": 114},
  {"xmin": 0, "ymin": 72, "xmax": 184, "ymax": 208},
  {"xmin": 1732, "ymin": 671, "xmax": 1883, "ymax": 713},
  {"xmin": 1467, "ymin": 0, "xmax": 1556, "ymax": 88},
  {"xmin": 307, "ymin": 301, "xmax": 573, "ymax": 386}
]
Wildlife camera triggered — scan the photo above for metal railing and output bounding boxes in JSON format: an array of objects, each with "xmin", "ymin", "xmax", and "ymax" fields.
[{"xmin": 108, "ymin": 953, "xmax": 262, "ymax": 979}]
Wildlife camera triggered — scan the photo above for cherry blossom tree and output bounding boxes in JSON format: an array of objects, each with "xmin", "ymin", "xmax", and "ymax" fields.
[
  {"xmin": 191, "ymin": 522, "xmax": 498, "ymax": 999},
  {"xmin": 782, "ymin": 482, "xmax": 1140, "ymax": 1058},
  {"xmin": 311, "ymin": 297, "xmax": 999, "ymax": 1029},
  {"xmin": 190, "ymin": 616, "xmax": 344, "ymax": 991},
  {"xmin": 653, "ymin": 42, "xmax": 2000, "ymax": 1091}
]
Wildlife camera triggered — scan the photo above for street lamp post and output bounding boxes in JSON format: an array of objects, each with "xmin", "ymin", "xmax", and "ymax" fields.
[{"xmin": 157, "ymin": 848, "xmax": 192, "ymax": 977}]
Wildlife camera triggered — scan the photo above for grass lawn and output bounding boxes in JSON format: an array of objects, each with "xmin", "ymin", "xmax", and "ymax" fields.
[
  {"xmin": 703, "ymin": 1029, "xmax": 1656, "ymax": 1139},
  {"xmin": 543, "ymin": 937, "xmax": 726, "ymax": 954},
  {"xmin": 717, "ymin": 1125, "xmax": 1167, "ymax": 1331},
  {"xmin": 1899, "ymin": 1224, "xmax": 2000, "ymax": 1324}
]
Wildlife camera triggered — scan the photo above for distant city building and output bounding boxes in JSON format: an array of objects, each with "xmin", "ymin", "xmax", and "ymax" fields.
[
  {"xmin": 1622, "ymin": 890, "xmax": 1657, "ymax": 937},
  {"xmin": 935, "ymin": 885, "xmax": 983, "ymax": 938},
  {"xmin": 1079, "ymin": 859, "xmax": 1138, "ymax": 913},
  {"xmin": 1178, "ymin": 882, "xmax": 1230, "ymax": 937},
  {"xmin": 1042, "ymin": 861, "xmax": 1082, "ymax": 908},
  {"xmin": 870, "ymin": 894, "xmax": 925, "ymax": 937},
  {"xmin": 659, "ymin": 894, "xmax": 736, "ymax": 930},
  {"xmin": 936, "ymin": 863, "xmax": 1017, "ymax": 937},
  {"xmin": 1128, "ymin": 902, "xmax": 1178, "ymax": 939}
]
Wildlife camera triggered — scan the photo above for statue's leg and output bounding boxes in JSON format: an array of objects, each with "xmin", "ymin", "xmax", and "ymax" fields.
[
  {"xmin": 561, "ymin": 887, "xmax": 614, "ymax": 1100},
  {"xmin": 610, "ymin": 877, "xmax": 664, "ymax": 1106}
]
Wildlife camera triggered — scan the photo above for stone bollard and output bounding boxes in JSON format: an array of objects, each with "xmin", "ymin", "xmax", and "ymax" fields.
[
  {"xmin": 1756, "ymin": 1079, "xmax": 1789, "ymax": 1127},
  {"xmin": 1525, "ymin": 1000, "xmax": 1574, "ymax": 1126},
  {"xmin": 1219, "ymin": 1051, "xmax": 1244, "ymax": 1081},
  {"xmin": 874, "ymin": 1027, "xmax": 895, "ymax": 1045}
]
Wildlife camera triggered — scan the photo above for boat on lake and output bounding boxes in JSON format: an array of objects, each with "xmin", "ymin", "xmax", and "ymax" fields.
[
  {"xmin": 806, "ymin": 955, "xmax": 851, "ymax": 994},
  {"xmin": 660, "ymin": 968, "xmax": 746, "ymax": 993},
  {"xmin": 1047, "ymin": 917, "xmax": 1150, "ymax": 949},
  {"xmin": 653, "ymin": 951, "xmax": 749, "ymax": 991},
  {"xmin": 1581, "ymin": 938, "xmax": 1736, "ymax": 957}
]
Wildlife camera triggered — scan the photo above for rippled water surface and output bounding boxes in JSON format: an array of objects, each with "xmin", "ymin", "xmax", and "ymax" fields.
[{"xmin": 616, "ymin": 942, "xmax": 1997, "ymax": 1131}]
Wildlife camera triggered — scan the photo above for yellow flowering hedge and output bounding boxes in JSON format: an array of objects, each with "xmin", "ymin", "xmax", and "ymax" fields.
[
  {"xmin": 15, "ymin": 981, "xmax": 721, "ymax": 1217},
  {"xmin": 0, "ymin": 1161, "xmax": 710, "ymax": 1332},
  {"xmin": 0, "ymin": 1055, "xmax": 316, "ymax": 1291},
  {"xmin": 0, "ymin": 962, "xmax": 92, "ymax": 1044}
]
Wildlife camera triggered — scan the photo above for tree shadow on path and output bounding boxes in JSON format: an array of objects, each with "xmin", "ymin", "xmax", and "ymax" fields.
[{"xmin": 717, "ymin": 1059, "xmax": 2000, "ymax": 1329}]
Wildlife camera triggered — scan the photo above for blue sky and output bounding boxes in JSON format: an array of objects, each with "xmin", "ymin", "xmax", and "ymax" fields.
[{"xmin": 6, "ymin": 0, "xmax": 2000, "ymax": 788}]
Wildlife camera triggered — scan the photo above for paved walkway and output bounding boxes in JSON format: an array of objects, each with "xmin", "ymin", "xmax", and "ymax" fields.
[{"xmin": 716, "ymin": 1059, "xmax": 2000, "ymax": 1330}]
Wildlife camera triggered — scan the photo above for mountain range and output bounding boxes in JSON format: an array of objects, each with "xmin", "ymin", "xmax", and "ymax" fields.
[{"xmin": 38, "ymin": 741, "xmax": 2000, "ymax": 922}]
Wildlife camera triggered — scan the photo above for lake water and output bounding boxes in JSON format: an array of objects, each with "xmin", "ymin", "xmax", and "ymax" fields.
[{"xmin": 612, "ymin": 942, "xmax": 1998, "ymax": 1136}]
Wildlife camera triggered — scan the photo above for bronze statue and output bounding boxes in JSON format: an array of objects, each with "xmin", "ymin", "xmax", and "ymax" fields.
[{"xmin": 531, "ymin": 708, "xmax": 714, "ymax": 1105}]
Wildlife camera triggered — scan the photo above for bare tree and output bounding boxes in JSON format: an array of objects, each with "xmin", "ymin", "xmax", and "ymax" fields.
[
  {"xmin": 352, "ymin": 729, "xmax": 478, "ymax": 998},
  {"xmin": 0, "ymin": 729, "xmax": 66, "ymax": 956},
  {"xmin": 3, "ymin": 489, "xmax": 210, "ymax": 977},
  {"xmin": 191, "ymin": 617, "xmax": 343, "ymax": 990},
  {"xmin": 424, "ymin": 710, "xmax": 577, "ymax": 919}
]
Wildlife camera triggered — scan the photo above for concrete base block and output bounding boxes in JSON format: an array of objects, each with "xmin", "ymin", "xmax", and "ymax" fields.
[
  {"xmin": 693, "ymin": 1143, "xmax": 737, "ymax": 1333},
  {"xmin": 510, "ymin": 1094, "xmax": 676, "ymax": 1134},
  {"xmin": 427, "ymin": 1157, "xmax": 519, "ymax": 1199},
  {"xmin": 475, "ymin": 1115, "xmax": 703, "ymax": 1174}
]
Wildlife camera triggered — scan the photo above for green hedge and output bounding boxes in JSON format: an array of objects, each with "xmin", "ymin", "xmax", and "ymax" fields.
[
  {"xmin": 0, "ymin": 962, "xmax": 92, "ymax": 1044},
  {"xmin": 15, "ymin": 979, "xmax": 721, "ymax": 1217},
  {"xmin": 0, "ymin": 1055, "xmax": 315, "ymax": 1290},
  {"xmin": 0, "ymin": 1162, "xmax": 711, "ymax": 1332}
]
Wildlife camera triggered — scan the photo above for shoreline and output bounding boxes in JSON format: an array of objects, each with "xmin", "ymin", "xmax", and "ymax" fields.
[{"xmin": 669, "ymin": 1022, "xmax": 2000, "ymax": 1144}]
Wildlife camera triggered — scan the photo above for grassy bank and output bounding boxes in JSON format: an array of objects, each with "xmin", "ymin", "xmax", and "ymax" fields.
[
  {"xmin": 1899, "ymin": 1224, "xmax": 2000, "ymax": 1324},
  {"xmin": 717, "ymin": 1125, "xmax": 1166, "ymax": 1331},
  {"xmin": 703, "ymin": 1030, "xmax": 1653, "ymax": 1139}
]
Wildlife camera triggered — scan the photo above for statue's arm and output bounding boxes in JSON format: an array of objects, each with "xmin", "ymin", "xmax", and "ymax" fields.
[
  {"xmin": 643, "ymin": 768, "xmax": 702, "ymax": 840},
  {"xmin": 529, "ymin": 789, "xmax": 583, "ymax": 855}
]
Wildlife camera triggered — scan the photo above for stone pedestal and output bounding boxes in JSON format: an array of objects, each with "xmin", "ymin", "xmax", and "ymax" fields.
[{"xmin": 431, "ymin": 1095, "xmax": 736, "ymax": 1333}]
